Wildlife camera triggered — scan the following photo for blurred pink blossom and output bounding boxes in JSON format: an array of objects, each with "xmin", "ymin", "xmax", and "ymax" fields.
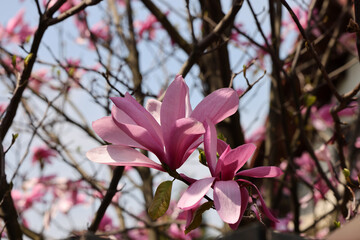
[
  {"xmin": 272, "ymin": 213, "xmax": 293, "ymax": 232},
  {"xmin": 311, "ymin": 102, "xmax": 358, "ymax": 131},
  {"xmin": 29, "ymin": 68, "xmax": 51, "ymax": 92},
  {"xmin": 98, "ymin": 214, "xmax": 117, "ymax": 232},
  {"xmin": 246, "ymin": 125, "xmax": 266, "ymax": 144},
  {"xmin": 12, "ymin": 184, "xmax": 46, "ymax": 212},
  {"xmin": 1, "ymin": 9, "xmax": 35, "ymax": 44},
  {"xmin": 355, "ymin": 137, "xmax": 360, "ymax": 148},
  {"xmin": 134, "ymin": 14, "xmax": 163, "ymax": 40},
  {"xmin": 0, "ymin": 103, "xmax": 8, "ymax": 115},
  {"xmin": 31, "ymin": 145, "xmax": 57, "ymax": 165}
]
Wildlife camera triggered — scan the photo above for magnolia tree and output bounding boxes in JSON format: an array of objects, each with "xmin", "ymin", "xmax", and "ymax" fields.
[{"xmin": 1, "ymin": 0, "xmax": 360, "ymax": 239}]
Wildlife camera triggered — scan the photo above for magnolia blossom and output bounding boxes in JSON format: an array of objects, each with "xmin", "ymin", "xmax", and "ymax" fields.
[
  {"xmin": 98, "ymin": 214, "xmax": 117, "ymax": 232},
  {"xmin": 134, "ymin": 14, "xmax": 163, "ymax": 40},
  {"xmin": 87, "ymin": 75, "xmax": 239, "ymax": 172},
  {"xmin": 32, "ymin": 145, "xmax": 57, "ymax": 165},
  {"xmin": 164, "ymin": 201, "xmax": 201, "ymax": 240},
  {"xmin": 63, "ymin": 58, "xmax": 84, "ymax": 88},
  {"xmin": 75, "ymin": 20, "xmax": 110, "ymax": 49},
  {"xmin": 311, "ymin": 102, "xmax": 357, "ymax": 131},
  {"xmin": 0, "ymin": 9, "xmax": 35, "ymax": 44},
  {"xmin": 12, "ymin": 184, "xmax": 46, "ymax": 212},
  {"xmin": 178, "ymin": 120, "xmax": 282, "ymax": 228},
  {"xmin": 29, "ymin": 68, "xmax": 51, "ymax": 92}
]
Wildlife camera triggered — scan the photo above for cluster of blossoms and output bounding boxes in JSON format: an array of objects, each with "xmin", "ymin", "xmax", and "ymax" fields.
[
  {"xmin": 0, "ymin": 9, "xmax": 35, "ymax": 45},
  {"xmin": 134, "ymin": 14, "xmax": 164, "ymax": 41},
  {"xmin": 11, "ymin": 175, "xmax": 91, "ymax": 226},
  {"xmin": 87, "ymin": 75, "xmax": 283, "ymax": 231}
]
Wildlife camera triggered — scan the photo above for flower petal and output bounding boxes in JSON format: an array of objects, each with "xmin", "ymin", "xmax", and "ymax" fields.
[
  {"xmin": 93, "ymin": 116, "xmax": 146, "ymax": 149},
  {"xmin": 111, "ymin": 93, "xmax": 163, "ymax": 144},
  {"xmin": 177, "ymin": 177, "xmax": 215, "ymax": 210},
  {"xmin": 146, "ymin": 99, "xmax": 162, "ymax": 124},
  {"xmin": 112, "ymin": 105, "xmax": 165, "ymax": 160},
  {"xmin": 164, "ymin": 118, "xmax": 204, "ymax": 170},
  {"xmin": 204, "ymin": 119, "xmax": 217, "ymax": 175},
  {"xmin": 191, "ymin": 88, "xmax": 238, "ymax": 124},
  {"xmin": 229, "ymin": 187, "xmax": 249, "ymax": 230},
  {"xmin": 238, "ymin": 179, "xmax": 278, "ymax": 222},
  {"xmin": 161, "ymin": 75, "xmax": 192, "ymax": 145},
  {"xmin": 236, "ymin": 166, "xmax": 283, "ymax": 178},
  {"xmin": 216, "ymin": 143, "xmax": 256, "ymax": 179},
  {"xmin": 213, "ymin": 180, "xmax": 241, "ymax": 224},
  {"xmin": 86, "ymin": 145, "xmax": 164, "ymax": 171}
]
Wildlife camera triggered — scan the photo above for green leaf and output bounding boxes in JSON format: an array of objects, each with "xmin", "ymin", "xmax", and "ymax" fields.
[
  {"xmin": 25, "ymin": 35, "xmax": 31, "ymax": 43},
  {"xmin": 198, "ymin": 149, "xmax": 207, "ymax": 166},
  {"xmin": 304, "ymin": 94, "xmax": 316, "ymax": 107},
  {"xmin": 334, "ymin": 221, "xmax": 341, "ymax": 228},
  {"xmin": 217, "ymin": 132, "xmax": 227, "ymax": 142},
  {"xmin": 12, "ymin": 55, "xmax": 17, "ymax": 68},
  {"xmin": 24, "ymin": 53, "xmax": 33, "ymax": 67},
  {"xmin": 68, "ymin": 67, "xmax": 75, "ymax": 77},
  {"xmin": 185, "ymin": 201, "xmax": 213, "ymax": 234},
  {"xmin": 11, "ymin": 133, "xmax": 18, "ymax": 144},
  {"xmin": 148, "ymin": 180, "xmax": 172, "ymax": 220},
  {"xmin": 343, "ymin": 168, "xmax": 350, "ymax": 178}
]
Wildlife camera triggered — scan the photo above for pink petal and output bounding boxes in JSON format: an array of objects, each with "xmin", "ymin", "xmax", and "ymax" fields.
[
  {"xmin": 177, "ymin": 177, "xmax": 215, "ymax": 210},
  {"xmin": 191, "ymin": 88, "xmax": 238, "ymax": 124},
  {"xmin": 213, "ymin": 180, "xmax": 241, "ymax": 224},
  {"xmin": 204, "ymin": 119, "xmax": 217, "ymax": 175},
  {"xmin": 236, "ymin": 166, "xmax": 283, "ymax": 178},
  {"xmin": 217, "ymin": 139, "xmax": 229, "ymax": 156},
  {"xmin": 6, "ymin": 9, "xmax": 25, "ymax": 33},
  {"xmin": 111, "ymin": 93, "xmax": 163, "ymax": 144},
  {"xmin": 164, "ymin": 118, "xmax": 204, "ymax": 170},
  {"xmin": 86, "ymin": 145, "xmax": 164, "ymax": 171},
  {"xmin": 112, "ymin": 105, "xmax": 165, "ymax": 159},
  {"xmin": 229, "ymin": 187, "xmax": 249, "ymax": 230},
  {"xmin": 146, "ymin": 99, "xmax": 162, "ymax": 124},
  {"xmin": 161, "ymin": 75, "xmax": 192, "ymax": 144},
  {"xmin": 238, "ymin": 179, "xmax": 278, "ymax": 222},
  {"xmin": 93, "ymin": 116, "xmax": 146, "ymax": 149},
  {"xmin": 180, "ymin": 136, "xmax": 204, "ymax": 166},
  {"xmin": 216, "ymin": 143, "xmax": 256, "ymax": 180}
]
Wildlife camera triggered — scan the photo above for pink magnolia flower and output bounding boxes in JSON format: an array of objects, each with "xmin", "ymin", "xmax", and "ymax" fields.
[
  {"xmin": 86, "ymin": 75, "xmax": 239, "ymax": 172},
  {"xmin": 56, "ymin": 190, "xmax": 87, "ymax": 213},
  {"xmin": 32, "ymin": 146, "xmax": 56, "ymax": 165},
  {"xmin": 98, "ymin": 214, "xmax": 117, "ymax": 232},
  {"xmin": 272, "ymin": 213, "xmax": 293, "ymax": 232},
  {"xmin": 177, "ymin": 120, "xmax": 282, "ymax": 228},
  {"xmin": 2, "ymin": 9, "xmax": 35, "ymax": 44},
  {"xmin": 12, "ymin": 184, "xmax": 46, "ymax": 212},
  {"xmin": 311, "ymin": 102, "xmax": 357, "ymax": 131},
  {"xmin": 162, "ymin": 201, "xmax": 202, "ymax": 239},
  {"xmin": 134, "ymin": 14, "xmax": 162, "ymax": 40},
  {"xmin": 29, "ymin": 68, "xmax": 51, "ymax": 92},
  {"xmin": 76, "ymin": 20, "xmax": 110, "ymax": 49}
]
